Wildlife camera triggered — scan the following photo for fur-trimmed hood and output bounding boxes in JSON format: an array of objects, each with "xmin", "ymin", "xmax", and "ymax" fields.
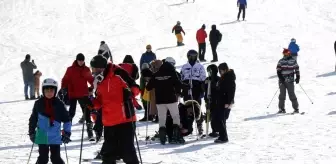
[{"xmin": 179, "ymin": 100, "xmax": 201, "ymax": 120}]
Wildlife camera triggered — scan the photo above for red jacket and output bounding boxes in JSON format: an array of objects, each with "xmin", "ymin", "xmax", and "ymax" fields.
[
  {"xmin": 61, "ymin": 61, "xmax": 94, "ymax": 99},
  {"xmin": 196, "ymin": 29, "xmax": 207, "ymax": 43},
  {"xmin": 92, "ymin": 63, "xmax": 136, "ymax": 126}
]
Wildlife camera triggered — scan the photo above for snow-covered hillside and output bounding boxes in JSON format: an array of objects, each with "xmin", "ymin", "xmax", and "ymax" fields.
[{"xmin": 1, "ymin": 0, "xmax": 336, "ymax": 163}]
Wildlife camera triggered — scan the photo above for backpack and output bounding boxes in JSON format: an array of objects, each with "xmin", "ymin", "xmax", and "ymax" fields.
[{"xmin": 218, "ymin": 31, "xmax": 222, "ymax": 42}]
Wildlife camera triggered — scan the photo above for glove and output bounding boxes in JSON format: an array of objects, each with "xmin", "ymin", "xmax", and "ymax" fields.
[
  {"xmin": 29, "ymin": 133, "xmax": 35, "ymax": 143},
  {"xmin": 61, "ymin": 131, "xmax": 71, "ymax": 144},
  {"xmin": 295, "ymin": 75, "xmax": 300, "ymax": 84},
  {"xmin": 200, "ymin": 92, "xmax": 205, "ymax": 99}
]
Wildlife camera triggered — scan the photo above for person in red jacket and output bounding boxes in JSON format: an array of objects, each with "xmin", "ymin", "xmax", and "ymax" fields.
[
  {"xmin": 89, "ymin": 55, "xmax": 139, "ymax": 164},
  {"xmin": 119, "ymin": 55, "xmax": 142, "ymax": 110},
  {"xmin": 61, "ymin": 53, "xmax": 94, "ymax": 140},
  {"xmin": 196, "ymin": 24, "xmax": 207, "ymax": 62}
]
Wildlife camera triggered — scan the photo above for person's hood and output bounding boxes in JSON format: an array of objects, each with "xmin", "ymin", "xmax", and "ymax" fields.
[
  {"xmin": 223, "ymin": 69, "xmax": 236, "ymax": 81},
  {"xmin": 157, "ymin": 61, "xmax": 175, "ymax": 75},
  {"xmin": 180, "ymin": 100, "xmax": 201, "ymax": 120},
  {"xmin": 211, "ymin": 25, "xmax": 217, "ymax": 30}
]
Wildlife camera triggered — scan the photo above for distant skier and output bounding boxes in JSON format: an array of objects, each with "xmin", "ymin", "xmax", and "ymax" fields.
[
  {"xmin": 172, "ymin": 21, "xmax": 186, "ymax": 46},
  {"xmin": 213, "ymin": 63, "xmax": 236, "ymax": 143},
  {"xmin": 28, "ymin": 78, "xmax": 72, "ymax": 164},
  {"xmin": 204, "ymin": 64, "xmax": 221, "ymax": 137},
  {"xmin": 180, "ymin": 50, "xmax": 207, "ymax": 135},
  {"xmin": 277, "ymin": 48, "xmax": 300, "ymax": 114},
  {"xmin": 237, "ymin": 0, "xmax": 247, "ymax": 21},
  {"xmin": 288, "ymin": 38, "xmax": 300, "ymax": 61},
  {"xmin": 196, "ymin": 24, "xmax": 208, "ymax": 62},
  {"xmin": 98, "ymin": 41, "xmax": 113, "ymax": 62},
  {"xmin": 20, "ymin": 54, "xmax": 37, "ymax": 100},
  {"xmin": 209, "ymin": 25, "xmax": 222, "ymax": 62}
]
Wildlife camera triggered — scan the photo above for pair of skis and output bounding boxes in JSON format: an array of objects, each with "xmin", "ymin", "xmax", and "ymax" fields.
[{"xmin": 82, "ymin": 158, "xmax": 162, "ymax": 164}]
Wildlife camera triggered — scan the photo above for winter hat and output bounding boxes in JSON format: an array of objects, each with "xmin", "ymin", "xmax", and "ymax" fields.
[
  {"xmin": 141, "ymin": 68, "xmax": 153, "ymax": 78},
  {"xmin": 201, "ymin": 24, "xmax": 206, "ymax": 29},
  {"xmin": 76, "ymin": 53, "xmax": 85, "ymax": 61},
  {"xmin": 177, "ymin": 21, "xmax": 181, "ymax": 25},
  {"xmin": 282, "ymin": 48, "xmax": 291, "ymax": 56},
  {"xmin": 90, "ymin": 55, "xmax": 107, "ymax": 68},
  {"xmin": 141, "ymin": 63, "xmax": 150, "ymax": 70},
  {"xmin": 122, "ymin": 55, "xmax": 135, "ymax": 64},
  {"xmin": 291, "ymin": 38, "xmax": 296, "ymax": 43},
  {"xmin": 146, "ymin": 44, "xmax": 152, "ymax": 49},
  {"xmin": 218, "ymin": 62, "xmax": 229, "ymax": 71},
  {"xmin": 100, "ymin": 41, "xmax": 105, "ymax": 45}
]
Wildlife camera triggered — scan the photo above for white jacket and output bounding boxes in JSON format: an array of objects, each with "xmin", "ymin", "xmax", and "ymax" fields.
[{"xmin": 180, "ymin": 62, "xmax": 206, "ymax": 82}]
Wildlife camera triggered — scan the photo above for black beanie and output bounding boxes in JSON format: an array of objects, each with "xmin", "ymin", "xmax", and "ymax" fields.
[
  {"xmin": 218, "ymin": 62, "xmax": 229, "ymax": 71},
  {"xmin": 76, "ymin": 53, "xmax": 85, "ymax": 61},
  {"xmin": 141, "ymin": 68, "xmax": 153, "ymax": 78}
]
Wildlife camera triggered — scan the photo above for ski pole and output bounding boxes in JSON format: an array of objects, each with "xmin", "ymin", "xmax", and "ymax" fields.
[
  {"xmin": 299, "ymin": 84, "xmax": 314, "ymax": 104},
  {"xmin": 189, "ymin": 79, "xmax": 199, "ymax": 140},
  {"xmin": 64, "ymin": 143, "xmax": 69, "ymax": 164},
  {"xmin": 267, "ymin": 87, "xmax": 280, "ymax": 108},
  {"xmin": 145, "ymin": 101, "xmax": 150, "ymax": 144},
  {"xmin": 126, "ymin": 100, "xmax": 143, "ymax": 164},
  {"xmin": 79, "ymin": 108, "xmax": 86, "ymax": 164},
  {"xmin": 27, "ymin": 143, "xmax": 34, "ymax": 164}
]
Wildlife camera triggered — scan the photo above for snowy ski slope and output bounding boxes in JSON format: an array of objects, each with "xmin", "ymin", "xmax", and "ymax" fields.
[{"xmin": 1, "ymin": 0, "xmax": 336, "ymax": 163}]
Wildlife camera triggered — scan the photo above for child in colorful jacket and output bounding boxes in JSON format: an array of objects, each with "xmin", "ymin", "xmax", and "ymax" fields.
[{"xmin": 28, "ymin": 78, "xmax": 71, "ymax": 164}]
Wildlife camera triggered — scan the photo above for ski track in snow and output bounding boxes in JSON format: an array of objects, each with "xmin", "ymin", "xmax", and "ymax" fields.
[{"xmin": 1, "ymin": 0, "xmax": 336, "ymax": 163}]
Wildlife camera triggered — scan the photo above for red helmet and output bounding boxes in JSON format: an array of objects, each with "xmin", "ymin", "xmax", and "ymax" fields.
[{"xmin": 282, "ymin": 48, "xmax": 291, "ymax": 56}]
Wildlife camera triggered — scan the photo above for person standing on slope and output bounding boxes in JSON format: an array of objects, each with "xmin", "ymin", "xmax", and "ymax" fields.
[
  {"xmin": 140, "ymin": 45, "xmax": 156, "ymax": 69},
  {"xmin": 28, "ymin": 78, "xmax": 72, "ymax": 164},
  {"xmin": 98, "ymin": 41, "xmax": 113, "ymax": 62},
  {"xmin": 20, "ymin": 54, "xmax": 37, "ymax": 100},
  {"xmin": 146, "ymin": 61, "xmax": 185, "ymax": 144},
  {"xmin": 60, "ymin": 53, "xmax": 95, "ymax": 140},
  {"xmin": 334, "ymin": 41, "xmax": 336, "ymax": 71},
  {"xmin": 288, "ymin": 38, "xmax": 300, "ymax": 61},
  {"xmin": 180, "ymin": 50, "xmax": 207, "ymax": 135},
  {"xmin": 237, "ymin": 0, "xmax": 247, "ymax": 21},
  {"xmin": 172, "ymin": 21, "xmax": 186, "ymax": 46},
  {"xmin": 89, "ymin": 55, "xmax": 139, "ymax": 164},
  {"xmin": 196, "ymin": 24, "xmax": 208, "ymax": 62},
  {"xmin": 209, "ymin": 25, "xmax": 222, "ymax": 62},
  {"xmin": 277, "ymin": 49, "xmax": 300, "ymax": 114},
  {"xmin": 34, "ymin": 70, "xmax": 42, "ymax": 98},
  {"xmin": 213, "ymin": 63, "xmax": 236, "ymax": 143},
  {"xmin": 204, "ymin": 64, "xmax": 221, "ymax": 137}
]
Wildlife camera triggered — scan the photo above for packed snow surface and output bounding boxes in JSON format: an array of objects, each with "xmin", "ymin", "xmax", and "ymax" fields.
[{"xmin": 1, "ymin": 0, "xmax": 336, "ymax": 163}]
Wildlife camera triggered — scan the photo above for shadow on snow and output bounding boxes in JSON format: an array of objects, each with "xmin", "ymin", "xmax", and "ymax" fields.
[
  {"xmin": 316, "ymin": 71, "xmax": 336, "ymax": 77},
  {"xmin": 244, "ymin": 113, "xmax": 290, "ymax": 121}
]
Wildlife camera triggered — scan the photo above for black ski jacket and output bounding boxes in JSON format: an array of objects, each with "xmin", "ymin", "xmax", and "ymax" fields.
[{"xmin": 215, "ymin": 69, "xmax": 236, "ymax": 107}]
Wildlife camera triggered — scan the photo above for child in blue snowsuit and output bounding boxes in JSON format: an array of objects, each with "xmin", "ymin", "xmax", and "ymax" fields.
[
  {"xmin": 28, "ymin": 78, "xmax": 71, "ymax": 164},
  {"xmin": 288, "ymin": 38, "xmax": 300, "ymax": 60}
]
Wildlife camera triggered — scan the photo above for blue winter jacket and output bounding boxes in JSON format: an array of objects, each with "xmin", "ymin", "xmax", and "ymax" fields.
[
  {"xmin": 237, "ymin": 0, "xmax": 247, "ymax": 5},
  {"xmin": 140, "ymin": 51, "xmax": 156, "ymax": 69},
  {"xmin": 29, "ymin": 97, "xmax": 71, "ymax": 145},
  {"xmin": 288, "ymin": 42, "xmax": 300, "ymax": 55}
]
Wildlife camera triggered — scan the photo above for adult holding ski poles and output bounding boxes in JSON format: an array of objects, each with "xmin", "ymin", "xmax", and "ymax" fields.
[
  {"xmin": 276, "ymin": 48, "xmax": 300, "ymax": 114},
  {"xmin": 180, "ymin": 50, "xmax": 207, "ymax": 135}
]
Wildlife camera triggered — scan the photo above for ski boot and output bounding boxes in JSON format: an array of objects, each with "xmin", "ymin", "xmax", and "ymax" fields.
[
  {"xmin": 209, "ymin": 132, "xmax": 219, "ymax": 138},
  {"xmin": 25, "ymin": 96, "xmax": 29, "ymax": 100},
  {"xmin": 95, "ymin": 130, "xmax": 102, "ymax": 142},
  {"xmin": 87, "ymin": 123, "xmax": 95, "ymax": 141},
  {"xmin": 214, "ymin": 138, "xmax": 228, "ymax": 143},
  {"xmin": 172, "ymin": 124, "xmax": 185, "ymax": 144},
  {"xmin": 293, "ymin": 109, "xmax": 299, "ymax": 113},
  {"xmin": 278, "ymin": 108, "xmax": 286, "ymax": 113},
  {"xmin": 197, "ymin": 114, "xmax": 204, "ymax": 135},
  {"xmin": 78, "ymin": 116, "xmax": 85, "ymax": 124},
  {"xmin": 94, "ymin": 151, "xmax": 102, "ymax": 160},
  {"xmin": 159, "ymin": 127, "xmax": 167, "ymax": 145}
]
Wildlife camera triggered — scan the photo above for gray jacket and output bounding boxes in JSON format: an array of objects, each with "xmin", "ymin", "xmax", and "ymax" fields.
[{"xmin": 20, "ymin": 59, "xmax": 37, "ymax": 82}]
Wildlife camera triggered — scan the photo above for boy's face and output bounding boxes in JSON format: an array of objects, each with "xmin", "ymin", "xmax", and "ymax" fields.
[
  {"xmin": 77, "ymin": 60, "xmax": 85, "ymax": 66},
  {"xmin": 44, "ymin": 87, "xmax": 55, "ymax": 99}
]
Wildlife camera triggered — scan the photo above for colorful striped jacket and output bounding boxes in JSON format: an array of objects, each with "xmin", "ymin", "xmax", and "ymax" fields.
[{"xmin": 276, "ymin": 56, "xmax": 300, "ymax": 83}]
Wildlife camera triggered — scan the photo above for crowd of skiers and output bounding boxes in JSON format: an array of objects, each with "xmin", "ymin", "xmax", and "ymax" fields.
[{"xmin": 24, "ymin": 37, "xmax": 238, "ymax": 163}]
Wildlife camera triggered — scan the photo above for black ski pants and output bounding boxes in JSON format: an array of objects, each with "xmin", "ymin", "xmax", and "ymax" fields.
[
  {"xmin": 36, "ymin": 144, "xmax": 64, "ymax": 164},
  {"xmin": 101, "ymin": 122, "xmax": 139, "ymax": 164},
  {"xmin": 237, "ymin": 4, "xmax": 246, "ymax": 20},
  {"xmin": 69, "ymin": 97, "xmax": 91, "ymax": 123},
  {"xmin": 213, "ymin": 107, "xmax": 231, "ymax": 141},
  {"xmin": 198, "ymin": 43, "xmax": 206, "ymax": 60},
  {"xmin": 210, "ymin": 43, "xmax": 218, "ymax": 61}
]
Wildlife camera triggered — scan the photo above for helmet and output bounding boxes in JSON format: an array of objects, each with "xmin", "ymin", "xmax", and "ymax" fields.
[
  {"xmin": 282, "ymin": 48, "xmax": 291, "ymax": 56},
  {"xmin": 291, "ymin": 38, "xmax": 296, "ymax": 43},
  {"xmin": 165, "ymin": 57, "xmax": 176, "ymax": 66},
  {"xmin": 187, "ymin": 49, "xmax": 198, "ymax": 57},
  {"xmin": 42, "ymin": 78, "xmax": 58, "ymax": 96},
  {"xmin": 90, "ymin": 55, "xmax": 108, "ymax": 68}
]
